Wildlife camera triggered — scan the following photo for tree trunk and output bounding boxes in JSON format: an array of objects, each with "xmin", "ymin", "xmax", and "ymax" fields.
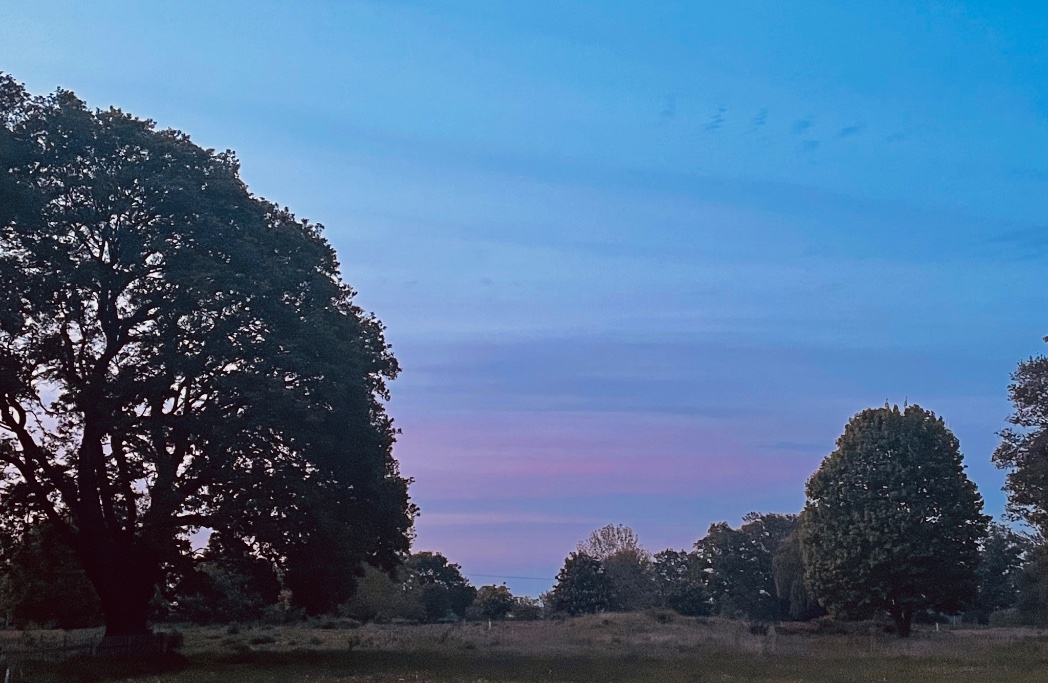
[
  {"xmin": 889, "ymin": 605, "xmax": 913, "ymax": 638},
  {"xmin": 75, "ymin": 535, "xmax": 158, "ymax": 637}
]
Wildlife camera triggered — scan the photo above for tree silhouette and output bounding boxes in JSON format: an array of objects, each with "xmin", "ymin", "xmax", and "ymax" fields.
[
  {"xmin": 802, "ymin": 405, "xmax": 987, "ymax": 636},
  {"xmin": 0, "ymin": 75, "xmax": 414, "ymax": 636}
]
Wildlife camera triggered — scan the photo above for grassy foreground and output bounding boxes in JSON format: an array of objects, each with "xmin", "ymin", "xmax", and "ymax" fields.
[{"xmin": 12, "ymin": 612, "xmax": 1048, "ymax": 683}]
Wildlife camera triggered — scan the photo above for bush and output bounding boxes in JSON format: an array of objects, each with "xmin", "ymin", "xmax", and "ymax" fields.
[
  {"xmin": 510, "ymin": 597, "xmax": 543, "ymax": 621},
  {"xmin": 338, "ymin": 565, "xmax": 425, "ymax": 623},
  {"xmin": 645, "ymin": 608, "xmax": 675, "ymax": 624}
]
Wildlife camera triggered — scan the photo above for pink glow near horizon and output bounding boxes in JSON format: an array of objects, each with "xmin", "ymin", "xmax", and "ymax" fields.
[{"xmin": 395, "ymin": 410, "xmax": 816, "ymax": 501}]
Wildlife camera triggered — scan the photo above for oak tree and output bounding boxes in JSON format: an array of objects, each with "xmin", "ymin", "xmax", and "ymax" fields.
[{"xmin": 0, "ymin": 75, "xmax": 415, "ymax": 637}]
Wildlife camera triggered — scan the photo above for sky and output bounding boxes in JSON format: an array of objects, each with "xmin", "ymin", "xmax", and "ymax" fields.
[{"xmin": 3, "ymin": 1, "xmax": 1048, "ymax": 596}]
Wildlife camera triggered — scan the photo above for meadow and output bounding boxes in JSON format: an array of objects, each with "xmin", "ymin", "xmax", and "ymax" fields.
[{"xmin": 8, "ymin": 612, "xmax": 1048, "ymax": 683}]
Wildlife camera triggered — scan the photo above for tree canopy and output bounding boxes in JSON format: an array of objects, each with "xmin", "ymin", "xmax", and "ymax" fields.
[
  {"xmin": 651, "ymin": 548, "xmax": 709, "ymax": 616},
  {"xmin": 405, "ymin": 551, "xmax": 477, "ymax": 621},
  {"xmin": 547, "ymin": 552, "xmax": 614, "ymax": 616},
  {"xmin": 972, "ymin": 522, "xmax": 1029, "ymax": 623},
  {"xmin": 0, "ymin": 75, "xmax": 415, "ymax": 636},
  {"xmin": 0, "ymin": 520, "xmax": 101, "ymax": 629},
  {"xmin": 577, "ymin": 524, "xmax": 653, "ymax": 611},
  {"xmin": 577, "ymin": 524, "xmax": 645, "ymax": 562},
  {"xmin": 994, "ymin": 351, "xmax": 1048, "ymax": 534},
  {"xmin": 695, "ymin": 520, "xmax": 780, "ymax": 622},
  {"xmin": 801, "ymin": 404, "xmax": 987, "ymax": 636}
]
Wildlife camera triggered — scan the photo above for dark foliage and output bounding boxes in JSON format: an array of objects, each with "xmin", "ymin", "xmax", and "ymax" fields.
[
  {"xmin": 0, "ymin": 74, "xmax": 415, "ymax": 635},
  {"xmin": 970, "ymin": 523, "xmax": 1030, "ymax": 622},
  {"xmin": 548, "ymin": 552, "xmax": 615, "ymax": 615},
  {"xmin": 695, "ymin": 521, "xmax": 779, "ymax": 621},
  {"xmin": 406, "ymin": 551, "xmax": 477, "ymax": 621},
  {"xmin": 169, "ymin": 531, "xmax": 281, "ymax": 623},
  {"xmin": 995, "ymin": 348, "xmax": 1048, "ymax": 535},
  {"xmin": 0, "ymin": 520, "xmax": 102, "ymax": 628},
  {"xmin": 473, "ymin": 584, "xmax": 515, "ymax": 620},
  {"xmin": 802, "ymin": 405, "xmax": 988, "ymax": 637},
  {"xmin": 651, "ymin": 549, "xmax": 710, "ymax": 616}
]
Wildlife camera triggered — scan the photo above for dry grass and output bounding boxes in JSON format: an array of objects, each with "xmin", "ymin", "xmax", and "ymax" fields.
[{"xmin": 13, "ymin": 613, "xmax": 1048, "ymax": 682}]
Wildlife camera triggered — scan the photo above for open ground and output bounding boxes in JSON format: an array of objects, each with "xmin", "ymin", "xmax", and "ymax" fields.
[{"xmin": 8, "ymin": 612, "xmax": 1048, "ymax": 683}]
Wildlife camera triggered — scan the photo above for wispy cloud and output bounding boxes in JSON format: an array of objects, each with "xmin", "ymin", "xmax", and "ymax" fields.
[
  {"xmin": 791, "ymin": 118, "xmax": 813, "ymax": 134},
  {"xmin": 837, "ymin": 123, "xmax": 864, "ymax": 138},
  {"xmin": 704, "ymin": 106, "xmax": 727, "ymax": 131},
  {"xmin": 420, "ymin": 511, "xmax": 600, "ymax": 527},
  {"xmin": 750, "ymin": 107, "xmax": 768, "ymax": 130}
]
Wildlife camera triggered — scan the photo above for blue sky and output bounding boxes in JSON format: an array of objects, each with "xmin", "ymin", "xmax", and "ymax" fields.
[{"xmin": 3, "ymin": 1, "xmax": 1048, "ymax": 595}]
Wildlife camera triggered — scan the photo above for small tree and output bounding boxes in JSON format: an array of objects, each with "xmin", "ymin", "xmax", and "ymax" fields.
[
  {"xmin": 578, "ymin": 524, "xmax": 652, "ymax": 610},
  {"xmin": 548, "ymin": 552, "xmax": 614, "ymax": 616},
  {"xmin": 406, "ymin": 552, "xmax": 476, "ymax": 621},
  {"xmin": 509, "ymin": 595, "xmax": 543, "ymax": 620},
  {"xmin": 169, "ymin": 532, "xmax": 280, "ymax": 624},
  {"xmin": 473, "ymin": 584, "xmax": 514, "ymax": 620},
  {"xmin": 695, "ymin": 522, "xmax": 778, "ymax": 621},
  {"xmin": 772, "ymin": 531, "xmax": 823, "ymax": 621},
  {"xmin": 971, "ymin": 523, "xmax": 1030, "ymax": 622},
  {"xmin": 801, "ymin": 405, "xmax": 988, "ymax": 636},
  {"xmin": 577, "ymin": 524, "xmax": 644, "ymax": 560},
  {"xmin": 651, "ymin": 549, "xmax": 709, "ymax": 616}
]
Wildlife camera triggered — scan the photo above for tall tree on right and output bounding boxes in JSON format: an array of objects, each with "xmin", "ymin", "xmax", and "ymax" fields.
[
  {"xmin": 994, "ymin": 353, "xmax": 1048, "ymax": 533},
  {"xmin": 801, "ymin": 405, "xmax": 988, "ymax": 637},
  {"xmin": 992, "ymin": 350, "xmax": 1048, "ymax": 624}
]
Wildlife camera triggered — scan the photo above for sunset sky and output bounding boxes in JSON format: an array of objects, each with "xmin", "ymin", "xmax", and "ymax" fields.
[{"xmin": 3, "ymin": 1, "xmax": 1048, "ymax": 595}]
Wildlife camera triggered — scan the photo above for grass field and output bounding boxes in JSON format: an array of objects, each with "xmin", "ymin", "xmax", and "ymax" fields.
[{"xmin": 10, "ymin": 612, "xmax": 1048, "ymax": 682}]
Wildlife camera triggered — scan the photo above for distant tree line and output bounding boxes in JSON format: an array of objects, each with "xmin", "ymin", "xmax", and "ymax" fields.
[
  {"xmin": 543, "ymin": 516, "xmax": 1033, "ymax": 632},
  {"xmin": 4, "ymin": 383, "xmax": 1048, "ymax": 637},
  {"xmin": 0, "ymin": 536, "xmax": 542, "ymax": 628},
  {"xmin": 542, "ymin": 399, "xmax": 1048, "ymax": 637}
]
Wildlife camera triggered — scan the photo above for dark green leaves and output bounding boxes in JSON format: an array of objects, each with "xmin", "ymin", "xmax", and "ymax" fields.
[
  {"xmin": 801, "ymin": 405, "xmax": 988, "ymax": 635},
  {"xmin": 0, "ymin": 75, "xmax": 413, "ymax": 627}
]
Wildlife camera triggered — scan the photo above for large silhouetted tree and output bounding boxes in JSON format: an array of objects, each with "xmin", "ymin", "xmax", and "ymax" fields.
[
  {"xmin": 801, "ymin": 405, "xmax": 987, "ymax": 636},
  {"xmin": 0, "ymin": 75, "xmax": 415, "ymax": 637}
]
